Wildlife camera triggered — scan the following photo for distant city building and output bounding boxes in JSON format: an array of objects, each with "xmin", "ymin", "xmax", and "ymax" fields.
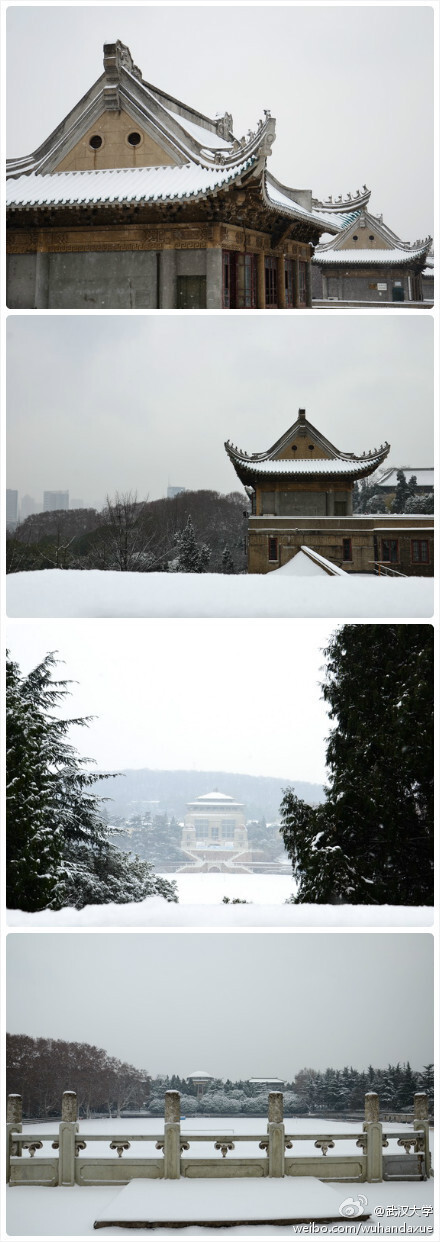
[
  {"xmin": 70, "ymin": 498, "xmax": 84, "ymax": 509},
  {"xmin": 167, "ymin": 486, "xmax": 186, "ymax": 500},
  {"xmin": 249, "ymin": 1078, "xmax": 285, "ymax": 1088},
  {"xmin": 312, "ymin": 210, "xmax": 432, "ymax": 305},
  {"xmin": 43, "ymin": 490, "xmax": 69, "ymax": 512},
  {"xmin": 6, "ymin": 489, "xmax": 18, "ymax": 528},
  {"xmin": 180, "ymin": 791, "xmax": 252, "ymax": 873},
  {"xmin": 20, "ymin": 494, "xmax": 39, "ymax": 521},
  {"xmin": 187, "ymin": 1072, "xmax": 214, "ymax": 1100}
]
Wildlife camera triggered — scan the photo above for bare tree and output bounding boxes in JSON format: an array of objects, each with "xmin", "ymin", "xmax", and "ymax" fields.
[{"xmin": 102, "ymin": 492, "xmax": 171, "ymax": 571}]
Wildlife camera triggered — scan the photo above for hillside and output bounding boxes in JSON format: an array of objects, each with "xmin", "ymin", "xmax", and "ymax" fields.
[{"xmin": 94, "ymin": 769, "xmax": 325, "ymax": 824}]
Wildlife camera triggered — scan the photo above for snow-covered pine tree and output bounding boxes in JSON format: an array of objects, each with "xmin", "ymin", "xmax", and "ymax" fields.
[
  {"xmin": 6, "ymin": 652, "xmax": 177, "ymax": 911},
  {"xmin": 175, "ymin": 516, "xmax": 210, "ymax": 572},
  {"xmin": 280, "ymin": 625, "xmax": 433, "ymax": 906},
  {"xmin": 391, "ymin": 469, "xmax": 410, "ymax": 512}
]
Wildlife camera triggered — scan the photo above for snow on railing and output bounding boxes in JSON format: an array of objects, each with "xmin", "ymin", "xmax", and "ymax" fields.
[{"xmin": 6, "ymin": 1089, "xmax": 431, "ymax": 1187}]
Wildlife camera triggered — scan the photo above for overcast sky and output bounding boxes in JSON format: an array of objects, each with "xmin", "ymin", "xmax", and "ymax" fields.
[
  {"xmin": 6, "ymin": 4, "xmax": 433, "ymax": 239},
  {"xmin": 7, "ymin": 315, "xmax": 433, "ymax": 510},
  {"xmin": 6, "ymin": 618, "xmax": 333, "ymax": 781},
  {"xmin": 7, "ymin": 932, "xmax": 433, "ymax": 1077}
]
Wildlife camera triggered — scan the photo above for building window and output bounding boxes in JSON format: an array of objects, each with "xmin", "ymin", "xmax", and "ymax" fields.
[
  {"xmin": 268, "ymin": 536, "xmax": 278, "ymax": 562},
  {"xmin": 243, "ymin": 254, "xmax": 257, "ymax": 308},
  {"xmin": 342, "ymin": 538, "xmax": 352, "ymax": 561},
  {"xmin": 127, "ymin": 131, "xmax": 141, "ymax": 145},
  {"xmin": 89, "ymin": 134, "xmax": 103, "ymax": 149},
  {"xmin": 211, "ymin": 827, "xmax": 219, "ymax": 841},
  {"xmin": 411, "ymin": 539, "xmax": 430, "ymax": 565},
  {"xmin": 285, "ymin": 259, "xmax": 295, "ymax": 307},
  {"xmin": 222, "ymin": 251, "xmax": 238, "ymax": 308},
  {"xmin": 221, "ymin": 819, "xmax": 235, "ymax": 831},
  {"xmin": 265, "ymin": 257, "xmax": 278, "ymax": 307},
  {"xmin": 197, "ymin": 818, "xmax": 209, "ymax": 831},
  {"xmin": 298, "ymin": 261, "xmax": 307, "ymax": 306},
  {"xmin": 381, "ymin": 539, "xmax": 399, "ymax": 563},
  {"xmin": 334, "ymin": 501, "xmax": 347, "ymax": 515}
]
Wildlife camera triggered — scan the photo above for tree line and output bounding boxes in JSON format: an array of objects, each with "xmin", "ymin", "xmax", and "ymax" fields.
[
  {"xmin": 353, "ymin": 472, "xmax": 433, "ymax": 515},
  {"xmin": 6, "ymin": 489, "xmax": 248, "ymax": 575},
  {"xmin": 7, "ymin": 1035, "xmax": 433, "ymax": 1118}
]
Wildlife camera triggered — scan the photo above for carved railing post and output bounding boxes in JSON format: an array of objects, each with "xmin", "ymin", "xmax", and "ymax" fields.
[
  {"xmin": 164, "ymin": 1090, "xmax": 181, "ymax": 1179},
  {"xmin": 413, "ymin": 1093, "xmax": 431, "ymax": 1177},
  {"xmin": 267, "ymin": 1092, "xmax": 285, "ymax": 1177},
  {"xmin": 363, "ymin": 1092, "xmax": 383, "ymax": 1182},
  {"xmin": 59, "ymin": 1091, "xmax": 79, "ymax": 1186},
  {"xmin": 6, "ymin": 1094, "xmax": 22, "ymax": 1179}
]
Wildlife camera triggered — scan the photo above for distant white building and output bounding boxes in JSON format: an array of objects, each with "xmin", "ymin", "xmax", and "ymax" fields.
[
  {"xmin": 43, "ymin": 490, "xmax": 69, "ymax": 511},
  {"xmin": 180, "ymin": 791, "xmax": 251, "ymax": 873}
]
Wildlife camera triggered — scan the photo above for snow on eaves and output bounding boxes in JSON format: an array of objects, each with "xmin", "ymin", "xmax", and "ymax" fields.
[
  {"xmin": 312, "ymin": 247, "xmax": 430, "ymax": 265},
  {"xmin": 6, "ymin": 159, "xmax": 256, "ymax": 208},
  {"xmin": 265, "ymin": 178, "xmax": 359, "ymax": 232},
  {"xmin": 229, "ymin": 456, "xmax": 386, "ymax": 476}
]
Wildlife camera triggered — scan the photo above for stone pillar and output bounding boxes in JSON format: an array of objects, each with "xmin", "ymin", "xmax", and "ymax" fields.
[
  {"xmin": 62, "ymin": 1091, "xmax": 78, "ymax": 1122},
  {"xmin": 363, "ymin": 1093, "xmax": 382, "ymax": 1182},
  {"xmin": 414, "ymin": 1093, "xmax": 428, "ymax": 1121},
  {"xmin": 305, "ymin": 260, "xmax": 313, "ymax": 307},
  {"xmin": 267, "ymin": 1092, "xmax": 284, "ymax": 1177},
  {"xmin": 257, "ymin": 252, "xmax": 266, "ymax": 308},
  {"xmin": 294, "ymin": 259, "xmax": 301, "ymax": 308},
  {"xmin": 6, "ymin": 1095, "xmax": 22, "ymax": 1178},
  {"xmin": 160, "ymin": 250, "xmax": 177, "ymax": 308},
  {"xmin": 413, "ymin": 1093, "xmax": 431, "ymax": 1177},
  {"xmin": 277, "ymin": 257, "xmax": 286, "ymax": 308},
  {"xmin": 206, "ymin": 248, "xmax": 223, "ymax": 309},
  {"xmin": 34, "ymin": 250, "xmax": 49, "ymax": 308},
  {"xmin": 164, "ymin": 1090, "xmax": 181, "ymax": 1179},
  {"xmin": 364, "ymin": 1092, "xmax": 380, "ymax": 1124},
  {"xmin": 7, "ymin": 1095, "xmax": 22, "ymax": 1125},
  {"xmin": 58, "ymin": 1122, "xmax": 78, "ymax": 1186}
]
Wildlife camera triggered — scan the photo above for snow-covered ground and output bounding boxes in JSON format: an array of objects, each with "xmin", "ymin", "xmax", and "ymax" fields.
[
  {"xmin": 7, "ymin": 890, "xmax": 433, "ymax": 929},
  {"xmin": 6, "ymin": 568, "xmax": 433, "ymax": 618},
  {"xmin": 6, "ymin": 1117, "xmax": 434, "ymax": 1237}
]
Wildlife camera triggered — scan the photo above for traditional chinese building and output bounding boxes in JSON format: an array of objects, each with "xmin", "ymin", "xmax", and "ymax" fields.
[
  {"xmin": 225, "ymin": 409, "xmax": 434, "ymax": 575},
  {"xmin": 311, "ymin": 209, "xmax": 432, "ymax": 305},
  {"xmin": 7, "ymin": 39, "xmax": 371, "ymax": 310},
  {"xmin": 179, "ymin": 791, "xmax": 255, "ymax": 873}
]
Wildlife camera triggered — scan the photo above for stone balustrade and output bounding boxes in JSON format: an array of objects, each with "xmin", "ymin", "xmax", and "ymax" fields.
[{"xmin": 6, "ymin": 1090, "xmax": 432, "ymax": 1188}]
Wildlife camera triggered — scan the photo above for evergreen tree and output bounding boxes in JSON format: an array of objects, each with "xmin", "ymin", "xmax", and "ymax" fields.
[
  {"xmin": 175, "ymin": 516, "xmax": 210, "ymax": 572},
  {"xmin": 391, "ymin": 469, "xmax": 410, "ymax": 513},
  {"xmin": 222, "ymin": 546, "xmax": 235, "ymax": 574},
  {"xmin": 280, "ymin": 626, "xmax": 433, "ymax": 905},
  {"xmin": 6, "ymin": 652, "xmax": 177, "ymax": 911}
]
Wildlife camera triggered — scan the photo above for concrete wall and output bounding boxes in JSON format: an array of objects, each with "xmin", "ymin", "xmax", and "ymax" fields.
[
  {"xmin": 7, "ymin": 248, "xmax": 221, "ymax": 310},
  {"xmin": 247, "ymin": 516, "xmax": 434, "ymax": 575}
]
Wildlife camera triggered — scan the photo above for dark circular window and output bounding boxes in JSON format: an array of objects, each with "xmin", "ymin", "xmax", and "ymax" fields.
[
  {"xmin": 291, "ymin": 445, "xmax": 298, "ymax": 451},
  {"xmin": 369, "ymin": 234, "xmax": 375, "ymax": 240},
  {"xmin": 127, "ymin": 131, "xmax": 141, "ymax": 146},
  {"xmin": 352, "ymin": 234, "xmax": 358, "ymax": 241},
  {"xmin": 308, "ymin": 444, "xmax": 315, "ymax": 450},
  {"xmin": 89, "ymin": 134, "xmax": 103, "ymax": 149}
]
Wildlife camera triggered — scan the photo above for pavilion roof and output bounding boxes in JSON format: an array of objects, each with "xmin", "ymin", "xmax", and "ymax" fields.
[
  {"xmin": 225, "ymin": 411, "xmax": 390, "ymax": 487},
  {"xmin": 6, "ymin": 39, "xmax": 367, "ymax": 239},
  {"xmin": 313, "ymin": 209, "xmax": 431, "ymax": 264}
]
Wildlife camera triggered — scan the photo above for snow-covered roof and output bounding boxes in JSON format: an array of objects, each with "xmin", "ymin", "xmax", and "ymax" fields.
[
  {"xmin": 6, "ymin": 160, "xmax": 256, "ymax": 209},
  {"xmin": 377, "ymin": 468, "xmax": 434, "ymax": 489},
  {"xmin": 264, "ymin": 174, "xmax": 361, "ymax": 233},
  {"xmin": 187, "ymin": 1071, "xmax": 214, "ymax": 1080},
  {"xmin": 228, "ymin": 456, "xmax": 387, "ymax": 477},
  {"xmin": 193, "ymin": 792, "xmax": 235, "ymax": 802},
  {"xmin": 312, "ymin": 247, "xmax": 430, "ymax": 266},
  {"xmin": 272, "ymin": 548, "xmax": 348, "ymax": 577}
]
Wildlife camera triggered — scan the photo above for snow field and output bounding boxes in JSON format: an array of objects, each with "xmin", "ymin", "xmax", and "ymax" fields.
[
  {"xmin": 7, "ymin": 568, "xmax": 434, "ymax": 618},
  {"xmin": 7, "ymin": 896, "xmax": 433, "ymax": 927}
]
